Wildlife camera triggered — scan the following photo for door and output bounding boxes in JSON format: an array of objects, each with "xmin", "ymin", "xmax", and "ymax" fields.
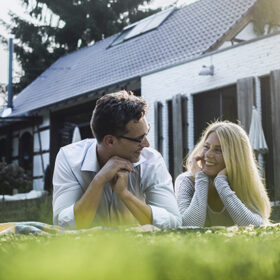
[{"xmin": 193, "ymin": 85, "xmax": 237, "ymax": 144}]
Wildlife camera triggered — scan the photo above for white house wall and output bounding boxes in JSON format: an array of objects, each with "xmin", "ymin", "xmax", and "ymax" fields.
[
  {"xmin": 12, "ymin": 159, "xmax": 19, "ymax": 165},
  {"xmin": 12, "ymin": 135, "xmax": 19, "ymax": 158},
  {"xmin": 41, "ymin": 112, "xmax": 50, "ymax": 127},
  {"xmin": 6, "ymin": 113, "xmax": 51, "ymax": 191},
  {"xmin": 235, "ymin": 22, "xmax": 258, "ymax": 41},
  {"xmin": 142, "ymin": 33, "xmax": 280, "ymax": 166},
  {"xmin": 33, "ymin": 153, "xmax": 49, "ymax": 191},
  {"xmin": 5, "ymin": 121, "xmax": 50, "ymax": 191},
  {"xmin": 219, "ymin": 23, "xmax": 259, "ymax": 50},
  {"xmin": 33, "ymin": 112, "xmax": 50, "ymax": 190},
  {"xmin": 33, "ymin": 178, "xmax": 45, "ymax": 191},
  {"xmin": 34, "ymin": 129, "xmax": 50, "ymax": 152}
]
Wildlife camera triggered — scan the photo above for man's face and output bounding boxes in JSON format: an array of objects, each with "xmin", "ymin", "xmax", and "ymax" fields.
[{"xmin": 112, "ymin": 117, "xmax": 150, "ymax": 163}]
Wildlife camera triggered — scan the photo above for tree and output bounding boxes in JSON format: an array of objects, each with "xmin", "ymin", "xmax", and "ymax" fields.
[
  {"xmin": 252, "ymin": 0, "xmax": 280, "ymax": 35},
  {"xmin": 0, "ymin": 0, "xmax": 159, "ymax": 94},
  {"xmin": 0, "ymin": 83, "xmax": 7, "ymax": 109}
]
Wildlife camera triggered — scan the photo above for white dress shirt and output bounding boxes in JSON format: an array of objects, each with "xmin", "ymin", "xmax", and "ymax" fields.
[{"xmin": 53, "ymin": 139, "xmax": 181, "ymax": 229}]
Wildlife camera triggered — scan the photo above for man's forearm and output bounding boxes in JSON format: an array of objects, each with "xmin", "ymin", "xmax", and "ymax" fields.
[
  {"xmin": 74, "ymin": 175, "xmax": 105, "ymax": 229},
  {"xmin": 118, "ymin": 191, "xmax": 153, "ymax": 225}
]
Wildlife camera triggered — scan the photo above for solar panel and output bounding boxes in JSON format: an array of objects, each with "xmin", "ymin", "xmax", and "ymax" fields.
[
  {"xmin": 141, "ymin": 8, "xmax": 175, "ymax": 33},
  {"xmin": 124, "ymin": 7, "xmax": 175, "ymax": 40},
  {"xmin": 124, "ymin": 8, "xmax": 175, "ymax": 40},
  {"xmin": 110, "ymin": 29, "xmax": 132, "ymax": 46},
  {"xmin": 124, "ymin": 18, "xmax": 151, "ymax": 40},
  {"xmin": 110, "ymin": 7, "xmax": 175, "ymax": 46}
]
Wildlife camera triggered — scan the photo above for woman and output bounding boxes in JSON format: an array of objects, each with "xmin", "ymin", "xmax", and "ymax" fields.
[{"xmin": 175, "ymin": 121, "xmax": 271, "ymax": 227}]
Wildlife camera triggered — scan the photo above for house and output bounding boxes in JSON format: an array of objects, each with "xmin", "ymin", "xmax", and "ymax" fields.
[{"xmin": 0, "ymin": 0, "xmax": 280, "ymax": 201}]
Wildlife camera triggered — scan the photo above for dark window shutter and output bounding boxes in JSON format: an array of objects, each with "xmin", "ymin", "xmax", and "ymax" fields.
[
  {"xmin": 172, "ymin": 94, "xmax": 189, "ymax": 180},
  {"xmin": 237, "ymin": 77, "xmax": 254, "ymax": 133},
  {"xmin": 154, "ymin": 101, "xmax": 163, "ymax": 154},
  {"xmin": 270, "ymin": 70, "xmax": 280, "ymax": 200},
  {"xmin": 181, "ymin": 96, "xmax": 188, "ymax": 160}
]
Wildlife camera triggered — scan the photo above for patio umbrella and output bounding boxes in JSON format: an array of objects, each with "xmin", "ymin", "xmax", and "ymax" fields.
[
  {"xmin": 72, "ymin": 125, "xmax": 82, "ymax": 143},
  {"xmin": 248, "ymin": 106, "xmax": 268, "ymax": 176}
]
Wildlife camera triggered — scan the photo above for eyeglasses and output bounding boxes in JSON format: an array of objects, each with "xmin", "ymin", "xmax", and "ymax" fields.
[{"xmin": 119, "ymin": 125, "xmax": 150, "ymax": 144}]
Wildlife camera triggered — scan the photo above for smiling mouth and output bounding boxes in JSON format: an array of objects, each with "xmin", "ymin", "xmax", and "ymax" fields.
[{"xmin": 205, "ymin": 161, "xmax": 215, "ymax": 166}]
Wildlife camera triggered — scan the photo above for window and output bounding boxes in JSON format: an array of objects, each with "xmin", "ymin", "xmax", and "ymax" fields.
[
  {"xmin": 193, "ymin": 85, "xmax": 237, "ymax": 143},
  {"xmin": 110, "ymin": 8, "xmax": 175, "ymax": 46},
  {"xmin": 0, "ymin": 138, "xmax": 8, "ymax": 163},
  {"xmin": 19, "ymin": 132, "xmax": 33, "ymax": 177}
]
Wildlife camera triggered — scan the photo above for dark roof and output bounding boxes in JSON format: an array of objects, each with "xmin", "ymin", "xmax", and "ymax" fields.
[
  {"xmin": 0, "ymin": 116, "xmax": 42, "ymax": 131},
  {"xmin": 11, "ymin": 0, "xmax": 257, "ymax": 116}
]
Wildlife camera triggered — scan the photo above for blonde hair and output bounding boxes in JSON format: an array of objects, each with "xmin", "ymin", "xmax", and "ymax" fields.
[{"xmin": 186, "ymin": 121, "xmax": 271, "ymax": 223}]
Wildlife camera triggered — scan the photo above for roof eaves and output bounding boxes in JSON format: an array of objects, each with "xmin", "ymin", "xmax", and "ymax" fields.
[
  {"xmin": 10, "ymin": 75, "xmax": 142, "ymax": 117},
  {"xmin": 205, "ymin": 0, "xmax": 258, "ymax": 53}
]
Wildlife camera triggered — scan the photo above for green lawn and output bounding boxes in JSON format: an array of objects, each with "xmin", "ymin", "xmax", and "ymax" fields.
[{"xmin": 1, "ymin": 225, "xmax": 280, "ymax": 280}]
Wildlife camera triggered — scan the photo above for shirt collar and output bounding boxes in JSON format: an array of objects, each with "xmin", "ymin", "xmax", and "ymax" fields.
[
  {"xmin": 133, "ymin": 152, "xmax": 146, "ymax": 167},
  {"xmin": 81, "ymin": 140, "xmax": 100, "ymax": 172},
  {"xmin": 81, "ymin": 139, "xmax": 147, "ymax": 172}
]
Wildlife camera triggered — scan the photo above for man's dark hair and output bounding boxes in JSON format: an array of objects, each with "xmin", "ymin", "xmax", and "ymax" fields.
[{"xmin": 90, "ymin": 90, "xmax": 147, "ymax": 142}]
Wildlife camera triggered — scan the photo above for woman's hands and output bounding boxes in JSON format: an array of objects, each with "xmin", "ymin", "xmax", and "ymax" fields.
[
  {"xmin": 190, "ymin": 155, "xmax": 204, "ymax": 176},
  {"xmin": 217, "ymin": 168, "xmax": 227, "ymax": 176},
  {"xmin": 191, "ymin": 156, "xmax": 227, "ymax": 177}
]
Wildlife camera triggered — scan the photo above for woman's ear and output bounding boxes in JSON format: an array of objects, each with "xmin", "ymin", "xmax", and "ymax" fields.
[{"xmin": 103, "ymin": 135, "xmax": 115, "ymax": 147}]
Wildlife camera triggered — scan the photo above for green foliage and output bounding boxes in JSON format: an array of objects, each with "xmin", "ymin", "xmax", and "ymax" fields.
[
  {"xmin": 0, "ymin": 194, "xmax": 53, "ymax": 223},
  {"xmin": 36, "ymin": 195, "xmax": 53, "ymax": 224},
  {"xmin": 20, "ymin": 195, "xmax": 53, "ymax": 224},
  {"xmin": 0, "ymin": 162, "xmax": 32, "ymax": 195},
  {"xmin": 0, "ymin": 225, "xmax": 280, "ymax": 280},
  {"xmin": 252, "ymin": 0, "xmax": 280, "ymax": 35},
  {"xmin": 1, "ymin": 0, "xmax": 160, "ymax": 94},
  {"xmin": 0, "ymin": 84, "xmax": 7, "ymax": 108}
]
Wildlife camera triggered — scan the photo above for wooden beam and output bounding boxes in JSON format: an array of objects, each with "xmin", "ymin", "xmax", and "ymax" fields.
[
  {"xmin": 231, "ymin": 38, "xmax": 245, "ymax": 43},
  {"xmin": 208, "ymin": 13, "xmax": 252, "ymax": 51}
]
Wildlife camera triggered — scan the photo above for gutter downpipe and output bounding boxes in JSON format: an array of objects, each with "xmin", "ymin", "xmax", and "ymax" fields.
[{"xmin": 7, "ymin": 36, "xmax": 13, "ymax": 109}]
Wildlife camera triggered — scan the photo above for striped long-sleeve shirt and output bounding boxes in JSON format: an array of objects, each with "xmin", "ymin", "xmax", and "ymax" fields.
[{"xmin": 175, "ymin": 171, "xmax": 263, "ymax": 227}]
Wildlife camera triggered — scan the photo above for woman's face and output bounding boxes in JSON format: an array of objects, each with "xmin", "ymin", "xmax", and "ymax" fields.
[{"xmin": 200, "ymin": 132, "xmax": 226, "ymax": 177}]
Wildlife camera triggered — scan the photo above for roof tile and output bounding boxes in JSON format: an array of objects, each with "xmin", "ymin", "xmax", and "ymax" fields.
[{"xmin": 11, "ymin": 0, "xmax": 257, "ymax": 116}]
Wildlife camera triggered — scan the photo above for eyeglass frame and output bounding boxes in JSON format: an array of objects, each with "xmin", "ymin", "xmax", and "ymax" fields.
[{"xmin": 118, "ymin": 124, "xmax": 150, "ymax": 144}]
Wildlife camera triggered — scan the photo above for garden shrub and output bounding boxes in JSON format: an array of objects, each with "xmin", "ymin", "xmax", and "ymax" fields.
[{"xmin": 0, "ymin": 162, "xmax": 32, "ymax": 195}]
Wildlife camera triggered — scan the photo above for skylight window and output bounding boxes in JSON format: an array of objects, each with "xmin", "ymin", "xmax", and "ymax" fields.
[{"xmin": 110, "ymin": 7, "xmax": 175, "ymax": 46}]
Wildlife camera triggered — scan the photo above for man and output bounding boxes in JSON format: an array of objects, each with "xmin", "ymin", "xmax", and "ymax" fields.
[{"xmin": 53, "ymin": 90, "xmax": 181, "ymax": 229}]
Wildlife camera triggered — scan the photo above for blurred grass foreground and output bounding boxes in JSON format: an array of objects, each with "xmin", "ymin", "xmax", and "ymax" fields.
[{"xmin": 1, "ymin": 224, "xmax": 280, "ymax": 280}]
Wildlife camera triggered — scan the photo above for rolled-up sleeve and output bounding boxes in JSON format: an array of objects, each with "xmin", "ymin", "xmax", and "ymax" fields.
[
  {"xmin": 52, "ymin": 149, "xmax": 83, "ymax": 229},
  {"xmin": 143, "ymin": 155, "xmax": 182, "ymax": 229}
]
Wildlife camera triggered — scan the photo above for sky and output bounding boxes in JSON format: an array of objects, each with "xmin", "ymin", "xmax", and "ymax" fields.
[{"xmin": 0, "ymin": 0, "xmax": 197, "ymax": 84}]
